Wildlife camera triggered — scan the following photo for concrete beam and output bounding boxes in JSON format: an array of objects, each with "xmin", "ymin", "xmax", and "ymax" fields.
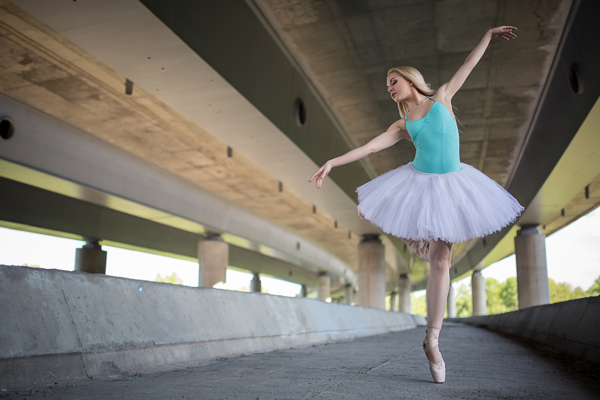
[
  {"xmin": 11, "ymin": 0, "xmax": 373, "ymax": 235},
  {"xmin": 0, "ymin": 92, "xmax": 356, "ymax": 287},
  {"xmin": 0, "ymin": 177, "xmax": 322, "ymax": 287}
]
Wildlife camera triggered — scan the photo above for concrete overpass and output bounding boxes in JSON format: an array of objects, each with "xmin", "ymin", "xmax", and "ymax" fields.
[
  {"xmin": 0, "ymin": 0, "xmax": 599, "ymax": 308},
  {"xmin": 1, "ymin": 0, "xmax": 600, "ymax": 393}
]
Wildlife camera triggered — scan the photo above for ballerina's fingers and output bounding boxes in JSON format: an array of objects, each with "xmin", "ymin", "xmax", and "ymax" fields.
[
  {"xmin": 503, "ymin": 26, "xmax": 517, "ymax": 38},
  {"xmin": 495, "ymin": 31, "xmax": 517, "ymax": 40},
  {"xmin": 317, "ymin": 172, "xmax": 328, "ymax": 188},
  {"xmin": 309, "ymin": 168, "xmax": 322, "ymax": 183}
]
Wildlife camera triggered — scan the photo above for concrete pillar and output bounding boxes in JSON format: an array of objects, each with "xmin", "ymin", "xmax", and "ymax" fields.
[
  {"xmin": 472, "ymin": 270, "xmax": 487, "ymax": 316},
  {"xmin": 344, "ymin": 284, "xmax": 353, "ymax": 305},
  {"xmin": 301, "ymin": 284, "xmax": 308, "ymax": 297},
  {"xmin": 251, "ymin": 273, "xmax": 261, "ymax": 293},
  {"xmin": 389, "ymin": 291, "xmax": 397, "ymax": 312},
  {"xmin": 447, "ymin": 283, "xmax": 456, "ymax": 318},
  {"xmin": 514, "ymin": 226, "xmax": 550, "ymax": 309},
  {"xmin": 318, "ymin": 273, "xmax": 331, "ymax": 301},
  {"xmin": 398, "ymin": 273, "xmax": 412, "ymax": 314},
  {"xmin": 358, "ymin": 234, "xmax": 386, "ymax": 309},
  {"xmin": 198, "ymin": 234, "xmax": 228, "ymax": 287},
  {"xmin": 75, "ymin": 240, "xmax": 107, "ymax": 274}
]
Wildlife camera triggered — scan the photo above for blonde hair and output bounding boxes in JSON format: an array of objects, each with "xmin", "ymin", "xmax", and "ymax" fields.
[{"xmin": 387, "ymin": 66, "xmax": 435, "ymax": 119}]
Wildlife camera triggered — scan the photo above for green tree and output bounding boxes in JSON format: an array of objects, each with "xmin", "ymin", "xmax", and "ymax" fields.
[
  {"xmin": 486, "ymin": 278, "xmax": 503, "ymax": 315},
  {"xmin": 549, "ymin": 278, "xmax": 588, "ymax": 303},
  {"xmin": 499, "ymin": 277, "xmax": 518, "ymax": 310},
  {"xmin": 155, "ymin": 272, "xmax": 183, "ymax": 285},
  {"xmin": 410, "ymin": 294, "xmax": 427, "ymax": 317},
  {"xmin": 413, "ymin": 274, "xmax": 599, "ymax": 320},
  {"xmin": 485, "ymin": 277, "xmax": 518, "ymax": 315},
  {"xmin": 455, "ymin": 283, "xmax": 472, "ymax": 318},
  {"xmin": 587, "ymin": 276, "xmax": 600, "ymax": 296}
]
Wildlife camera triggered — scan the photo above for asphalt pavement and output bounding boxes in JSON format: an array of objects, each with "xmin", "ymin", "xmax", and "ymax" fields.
[{"xmin": 3, "ymin": 322, "xmax": 599, "ymax": 399}]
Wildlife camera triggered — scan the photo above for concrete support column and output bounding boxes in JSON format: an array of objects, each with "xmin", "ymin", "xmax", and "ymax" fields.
[
  {"xmin": 344, "ymin": 284, "xmax": 353, "ymax": 305},
  {"xmin": 514, "ymin": 226, "xmax": 550, "ymax": 309},
  {"xmin": 389, "ymin": 291, "xmax": 397, "ymax": 312},
  {"xmin": 318, "ymin": 273, "xmax": 330, "ymax": 301},
  {"xmin": 447, "ymin": 283, "xmax": 456, "ymax": 318},
  {"xmin": 300, "ymin": 284, "xmax": 308, "ymax": 297},
  {"xmin": 398, "ymin": 273, "xmax": 412, "ymax": 314},
  {"xmin": 251, "ymin": 273, "xmax": 262, "ymax": 293},
  {"xmin": 358, "ymin": 234, "xmax": 385, "ymax": 309},
  {"xmin": 75, "ymin": 240, "xmax": 107, "ymax": 274},
  {"xmin": 198, "ymin": 234, "xmax": 228, "ymax": 287},
  {"xmin": 472, "ymin": 270, "xmax": 487, "ymax": 316}
]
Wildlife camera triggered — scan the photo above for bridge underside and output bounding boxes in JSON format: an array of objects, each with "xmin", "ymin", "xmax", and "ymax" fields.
[{"xmin": 1, "ymin": 0, "xmax": 599, "ymax": 293}]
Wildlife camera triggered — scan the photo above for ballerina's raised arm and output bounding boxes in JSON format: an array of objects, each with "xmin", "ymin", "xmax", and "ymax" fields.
[{"xmin": 437, "ymin": 26, "xmax": 517, "ymax": 102}]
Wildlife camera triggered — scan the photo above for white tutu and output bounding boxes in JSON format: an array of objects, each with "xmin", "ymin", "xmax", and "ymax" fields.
[{"xmin": 356, "ymin": 162, "xmax": 524, "ymax": 244}]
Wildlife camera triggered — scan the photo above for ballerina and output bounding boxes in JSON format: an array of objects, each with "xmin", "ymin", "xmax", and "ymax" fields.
[{"xmin": 309, "ymin": 26, "xmax": 524, "ymax": 383}]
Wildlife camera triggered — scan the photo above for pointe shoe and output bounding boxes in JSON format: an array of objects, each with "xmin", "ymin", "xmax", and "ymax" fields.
[{"xmin": 422, "ymin": 328, "xmax": 446, "ymax": 383}]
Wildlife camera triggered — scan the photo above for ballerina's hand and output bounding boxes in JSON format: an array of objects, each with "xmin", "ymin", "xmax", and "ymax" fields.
[
  {"xmin": 490, "ymin": 26, "xmax": 517, "ymax": 40},
  {"xmin": 309, "ymin": 161, "xmax": 332, "ymax": 189}
]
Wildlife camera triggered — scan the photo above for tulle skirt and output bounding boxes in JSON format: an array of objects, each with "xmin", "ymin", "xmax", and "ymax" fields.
[{"xmin": 356, "ymin": 162, "xmax": 524, "ymax": 245}]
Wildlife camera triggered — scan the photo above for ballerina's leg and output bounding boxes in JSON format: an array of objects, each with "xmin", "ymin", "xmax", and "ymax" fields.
[{"xmin": 424, "ymin": 238, "xmax": 453, "ymax": 364}]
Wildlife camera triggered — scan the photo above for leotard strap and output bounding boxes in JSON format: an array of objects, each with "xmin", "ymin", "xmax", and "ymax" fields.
[{"xmin": 406, "ymin": 96, "xmax": 435, "ymax": 119}]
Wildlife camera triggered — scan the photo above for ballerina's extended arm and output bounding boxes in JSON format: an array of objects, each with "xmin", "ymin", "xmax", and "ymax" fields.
[
  {"xmin": 309, "ymin": 120, "xmax": 404, "ymax": 189},
  {"xmin": 440, "ymin": 26, "xmax": 517, "ymax": 100}
]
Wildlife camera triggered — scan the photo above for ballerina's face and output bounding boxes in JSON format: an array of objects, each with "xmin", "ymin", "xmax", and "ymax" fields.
[{"xmin": 387, "ymin": 72, "xmax": 412, "ymax": 103}]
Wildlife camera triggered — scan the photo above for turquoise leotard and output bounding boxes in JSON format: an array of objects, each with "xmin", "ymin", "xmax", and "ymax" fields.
[{"xmin": 405, "ymin": 96, "xmax": 462, "ymax": 174}]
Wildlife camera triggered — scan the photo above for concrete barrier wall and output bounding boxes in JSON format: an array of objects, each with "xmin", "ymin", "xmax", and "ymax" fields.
[
  {"xmin": 456, "ymin": 296, "xmax": 600, "ymax": 365},
  {"xmin": 0, "ymin": 266, "xmax": 419, "ymax": 389}
]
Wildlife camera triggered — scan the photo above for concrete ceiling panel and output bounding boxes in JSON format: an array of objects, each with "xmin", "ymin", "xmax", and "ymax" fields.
[
  {"xmin": 371, "ymin": 3, "xmax": 437, "ymax": 61},
  {"xmin": 457, "ymin": 122, "xmax": 487, "ymax": 142},
  {"xmin": 433, "ymin": 0, "xmax": 498, "ymax": 54},
  {"xmin": 318, "ymin": 69, "xmax": 375, "ymax": 108},
  {"xmin": 366, "ymin": 0, "xmax": 423, "ymax": 10},
  {"xmin": 486, "ymin": 138, "xmax": 519, "ymax": 159},
  {"xmin": 459, "ymin": 141, "xmax": 483, "ymax": 160},
  {"xmin": 345, "ymin": 14, "xmax": 385, "ymax": 65},
  {"xmin": 266, "ymin": 0, "xmax": 334, "ymax": 27},
  {"xmin": 494, "ymin": 49, "xmax": 555, "ymax": 88},
  {"xmin": 337, "ymin": 102, "xmax": 386, "ymax": 132},
  {"xmin": 452, "ymin": 88, "xmax": 488, "ymax": 118},
  {"xmin": 503, "ymin": 0, "xmax": 572, "ymax": 44},
  {"xmin": 438, "ymin": 51, "xmax": 492, "ymax": 91},
  {"xmin": 487, "ymin": 116, "xmax": 530, "ymax": 140}
]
